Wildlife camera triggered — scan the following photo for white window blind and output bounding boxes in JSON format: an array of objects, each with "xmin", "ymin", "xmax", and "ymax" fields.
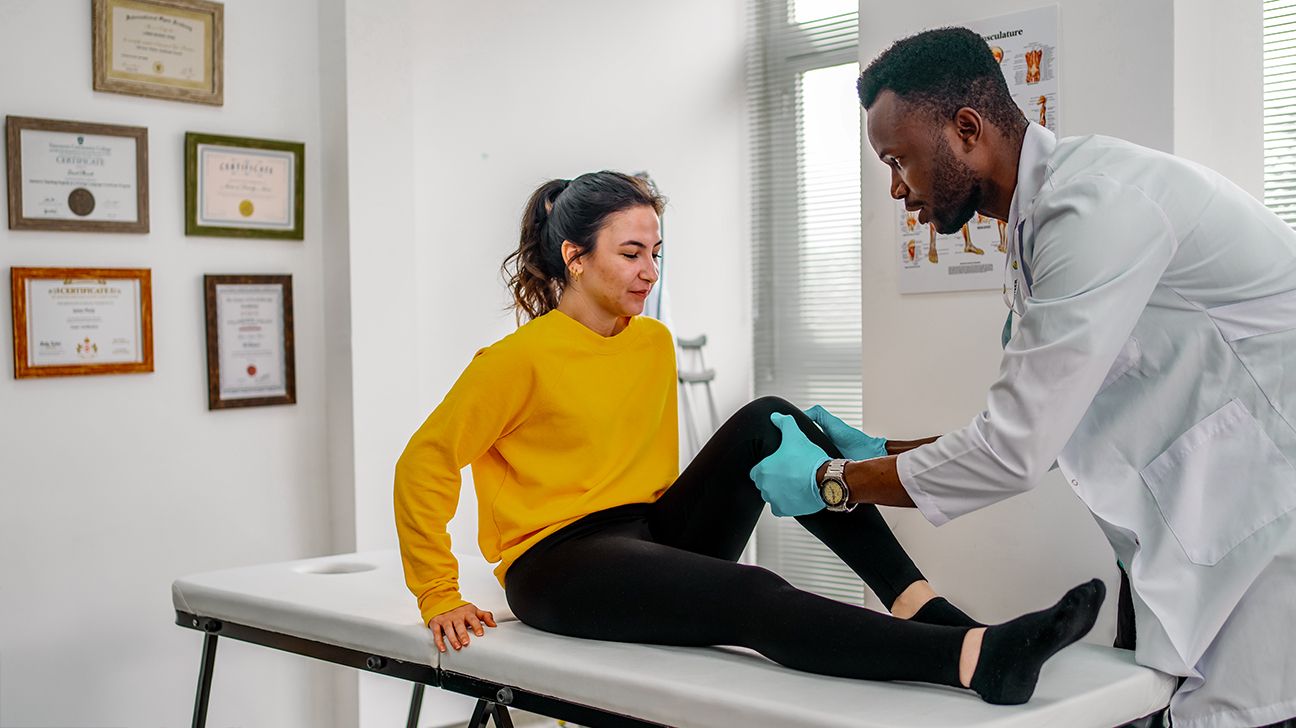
[
  {"xmin": 748, "ymin": 1, "xmax": 866, "ymax": 606},
  {"xmin": 1265, "ymin": 0, "xmax": 1296, "ymax": 224}
]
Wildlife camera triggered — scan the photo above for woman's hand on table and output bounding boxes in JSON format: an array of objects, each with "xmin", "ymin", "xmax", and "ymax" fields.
[{"xmin": 429, "ymin": 603, "xmax": 497, "ymax": 652}]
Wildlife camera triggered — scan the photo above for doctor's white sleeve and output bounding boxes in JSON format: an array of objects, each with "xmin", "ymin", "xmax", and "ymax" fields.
[{"xmin": 898, "ymin": 175, "xmax": 1181, "ymax": 525}]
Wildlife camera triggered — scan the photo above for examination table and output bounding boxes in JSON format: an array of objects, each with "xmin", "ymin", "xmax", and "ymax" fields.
[{"xmin": 171, "ymin": 550, "xmax": 1176, "ymax": 727}]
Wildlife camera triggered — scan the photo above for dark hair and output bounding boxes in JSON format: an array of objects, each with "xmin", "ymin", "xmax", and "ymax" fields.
[
  {"xmin": 502, "ymin": 171, "xmax": 665, "ymax": 322},
  {"xmin": 857, "ymin": 27, "xmax": 1027, "ymax": 135}
]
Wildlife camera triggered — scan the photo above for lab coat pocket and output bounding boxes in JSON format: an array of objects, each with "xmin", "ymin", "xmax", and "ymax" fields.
[{"xmin": 1140, "ymin": 399, "xmax": 1296, "ymax": 566}]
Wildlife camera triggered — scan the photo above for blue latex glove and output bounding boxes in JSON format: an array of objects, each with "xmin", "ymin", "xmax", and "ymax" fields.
[
  {"xmin": 805, "ymin": 405, "xmax": 888, "ymax": 461},
  {"xmin": 750, "ymin": 413, "xmax": 831, "ymax": 517}
]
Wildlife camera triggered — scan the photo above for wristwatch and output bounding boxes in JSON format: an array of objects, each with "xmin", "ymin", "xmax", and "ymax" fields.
[{"xmin": 818, "ymin": 458, "xmax": 853, "ymax": 512}]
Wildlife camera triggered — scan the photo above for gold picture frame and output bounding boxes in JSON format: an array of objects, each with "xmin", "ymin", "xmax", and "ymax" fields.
[
  {"xmin": 11, "ymin": 267, "xmax": 154, "ymax": 379},
  {"xmin": 92, "ymin": 0, "xmax": 224, "ymax": 106},
  {"xmin": 5, "ymin": 115, "xmax": 150, "ymax": 233}
]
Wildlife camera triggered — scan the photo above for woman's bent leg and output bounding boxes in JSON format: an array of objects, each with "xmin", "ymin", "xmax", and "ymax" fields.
[
  {"xmin": 647, "ymin": 397, "xmax": 791, "ymax": 561},
  {"xmin": 650, "ymin": 396, "xmax": 928, "ymax": 609}
]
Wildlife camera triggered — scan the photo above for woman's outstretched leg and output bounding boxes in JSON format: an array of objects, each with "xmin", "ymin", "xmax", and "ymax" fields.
[
  {"xmin": 651, "ymin": 396, "xmax": 977, "ymax": 625},
  {"xmin": 505, "ymin": 517, "xmax": 1105, "ymax": 704}
]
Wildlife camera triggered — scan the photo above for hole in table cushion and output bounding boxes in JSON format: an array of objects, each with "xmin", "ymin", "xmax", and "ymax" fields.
[{"xmin": 293, "ymin": 561, "xmax": 378, "ymax": 575}]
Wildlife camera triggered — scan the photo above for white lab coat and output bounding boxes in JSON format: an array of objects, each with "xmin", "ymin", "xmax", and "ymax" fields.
[{"xmin": 898, "ymin": 123, "xmax": 1296, "ymax": 728}]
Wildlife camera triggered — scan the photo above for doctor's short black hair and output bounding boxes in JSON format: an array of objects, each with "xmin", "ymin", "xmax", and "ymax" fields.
[{"xmin": 857, "ymin": 27, "xmax": 1028, "ymax": 135}]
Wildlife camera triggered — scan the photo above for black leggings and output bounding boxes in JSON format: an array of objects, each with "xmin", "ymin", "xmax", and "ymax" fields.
[{"xmin": 505, "ymin": 397, "xmax": 967, "ymax": 686}]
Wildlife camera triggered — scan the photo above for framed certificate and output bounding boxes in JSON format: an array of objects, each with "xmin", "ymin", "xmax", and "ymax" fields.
[
  {"xmin": 186, "ymin": 133, "xmax": 305, "ymax": 240},
  {"xmin": 10, "ymin": 267, "xmax": 154, "ymax": 379},
  {"xmin": 6, "ymin": 116, "xmax": 150, "ymax": 233},
  {"xmin": 92, "ymin": 0, "xmax": 224, "ymax": 106},
  {"xmin": 204, "ymin": 274, "xmax": 296, "ymax": 409}
]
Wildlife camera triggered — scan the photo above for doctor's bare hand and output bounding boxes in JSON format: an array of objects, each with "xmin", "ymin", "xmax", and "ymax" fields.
[{"xmin": 429, "ymin": 603, "xmax": 497, "ymax": 652}]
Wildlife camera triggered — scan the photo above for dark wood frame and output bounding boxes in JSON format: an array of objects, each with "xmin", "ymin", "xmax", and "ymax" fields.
[
  {"xmin": 10, "ymin": 267, "xmax": 154, "ymax": 379},
  {"xmin": 92, "ymin": 0, "xmax": 225, "ymax": 106},
  {"xmin": 185, "ymin": 132, "xmax": 305, "ymax": 240},
  {"xmin": 203, "ymin": 274, "xmax": 296, "ymax": 409},
  {"xmin": 6, "ymin": 116, "xmax": 150, "ymax": 233}
]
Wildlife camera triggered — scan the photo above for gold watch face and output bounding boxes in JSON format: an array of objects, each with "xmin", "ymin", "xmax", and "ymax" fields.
[{"xmin": 821, "ymin": 478, "xmax": 846, "ymax": 506}]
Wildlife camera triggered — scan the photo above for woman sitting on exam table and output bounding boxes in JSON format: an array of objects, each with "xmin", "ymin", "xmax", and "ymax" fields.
[{"xmin": 394, "ymin": 171, "xmax": 1104, "ymax": 705}]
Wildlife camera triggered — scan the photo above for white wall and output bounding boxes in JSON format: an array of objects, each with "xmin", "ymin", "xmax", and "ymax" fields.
[
  {"xmin": 0, "ymin": 1, "xmax": 338, "ymax": 726},
  {"xmin": 1173, "ymin": 0, "xmax": 1264, "ymax": 199},
  {"xmin": 341, "ymin": 0, "xmax": 424, "ymax": 558},
  {"xmin": 858, "ymin": 0, "xmax": 1261, "ymax": 638}
]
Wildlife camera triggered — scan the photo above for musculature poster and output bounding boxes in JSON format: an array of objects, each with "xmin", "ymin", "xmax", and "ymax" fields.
[{"xmin": 897, "ymin": 5, "xmax": 1059, "ymax": 294}]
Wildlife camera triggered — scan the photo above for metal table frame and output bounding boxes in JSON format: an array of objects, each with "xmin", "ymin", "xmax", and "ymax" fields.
[{"xmin": 175, "ymin": 610, "xmax": 664, "ymax": 728}]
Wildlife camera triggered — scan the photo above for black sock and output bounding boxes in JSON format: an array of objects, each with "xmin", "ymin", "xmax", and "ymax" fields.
[
  {"xmin": 910, "ymin": 597, "xmax": 984, "ymax": 628},
  {"xmin": 970, "ymin": 578, "xmax": 1106, "ymax": 705}
]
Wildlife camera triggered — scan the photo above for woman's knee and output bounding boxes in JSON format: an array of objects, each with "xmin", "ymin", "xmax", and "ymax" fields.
[
  {"xmin": 717, "ymin": 396, "xmax": 810, "ymax": 460},
  {"xmin": 734, "ymin": 396, "xmax": 799, "ymax": 427}
]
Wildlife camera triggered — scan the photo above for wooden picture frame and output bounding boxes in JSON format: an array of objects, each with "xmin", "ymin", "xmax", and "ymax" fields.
[
  {"xmin": 186, "ymin": 133, "xmax": 305, "ymax": 240},
  {"xmin": 92, "ymin": 0, "xmax": 224, "ymax": 106},
  {"xmin": 11, "ymin": 267, "xmax": 154, "ymax": 379},
  {"xmin": 203, "ymin": 274, "xmax": 296, "ymax": 409},
  {"xmin": 6, "ymin": 116, "xmax": 150, "ymax": 233}
]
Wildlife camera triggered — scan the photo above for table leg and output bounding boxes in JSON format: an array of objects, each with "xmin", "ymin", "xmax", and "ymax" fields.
[{"xmin": 191, "ymin": 633, "xmax": 219, "ymax": 728}]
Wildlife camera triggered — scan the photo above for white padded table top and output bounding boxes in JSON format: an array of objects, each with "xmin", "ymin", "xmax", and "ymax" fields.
[
  {"xmin": 173, "ymin": 551, "xmax": 1176, "ymax": 728},
  {"xmin": 172, "ymin": 550, "xmax": 445, "ymax": 667}
]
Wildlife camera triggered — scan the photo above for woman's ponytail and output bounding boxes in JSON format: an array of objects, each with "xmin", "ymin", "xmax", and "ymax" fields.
[{"xmin": 503, "ymin": 179, "xmax": 569, "ymax": 322}]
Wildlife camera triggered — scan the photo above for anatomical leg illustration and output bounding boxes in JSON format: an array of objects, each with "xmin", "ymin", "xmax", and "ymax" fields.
[
  {"xmin": 961, "ymin": 223, "xmax": 984, "ymax": 255},
  {"xmin": 1025, "ymin": 49, "xmax": 1042, "ymax": 84}
]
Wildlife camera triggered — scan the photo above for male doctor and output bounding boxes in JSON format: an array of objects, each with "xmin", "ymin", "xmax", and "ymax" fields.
[{"xmin": 752, "ymin": 27, "xmax": 1296, "ymax": 728}]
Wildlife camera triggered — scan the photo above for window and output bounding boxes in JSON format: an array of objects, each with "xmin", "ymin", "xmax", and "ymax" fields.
[
  {"xmin": 1265, "ymin": 0, "xmax": 1296, "ymax": 224},
  {"xmin": 748, "ymin": 1, "xmax": 865, "ymax": 605}
]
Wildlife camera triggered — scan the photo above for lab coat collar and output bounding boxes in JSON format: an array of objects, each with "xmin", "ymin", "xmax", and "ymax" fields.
[{"xmin": 1006, "ymin": 122, "xmax": 1057, "ymax": 234}]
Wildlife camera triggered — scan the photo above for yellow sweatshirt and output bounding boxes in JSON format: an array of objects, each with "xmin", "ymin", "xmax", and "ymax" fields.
[{"xmin": 394, "ymin": 310, "xmax": 679, "ymax": 625}]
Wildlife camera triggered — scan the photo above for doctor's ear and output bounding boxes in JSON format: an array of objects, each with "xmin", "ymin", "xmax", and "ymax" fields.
[{"xmin": 952, "ymin": 107, "xmax": 984, "ymax": 150}]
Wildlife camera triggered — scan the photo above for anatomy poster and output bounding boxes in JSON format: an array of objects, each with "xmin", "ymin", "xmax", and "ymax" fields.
[{"xmin": 898, "ymin": 5, "xmax": 1059, "ymax": 294}]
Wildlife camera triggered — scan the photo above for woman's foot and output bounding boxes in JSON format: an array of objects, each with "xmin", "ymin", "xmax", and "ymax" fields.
[{"xmin": 960, "ymin": 579, "xmax": 1107, "ymax": 705}]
